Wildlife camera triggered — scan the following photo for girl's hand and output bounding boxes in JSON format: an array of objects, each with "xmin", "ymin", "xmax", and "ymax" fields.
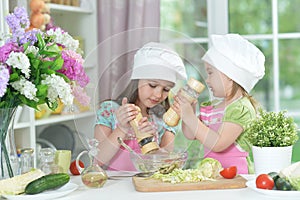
[
  {"xmin": 115, "ymin": 97, "xmax": 138, "ymax": 133},
  {"xmin": 137, "ymin": 117, "xmax": 158, "ymax": 139},
  {"xmin": 172, "ymin": 93, "xmax": 196, "ymax": 122}
]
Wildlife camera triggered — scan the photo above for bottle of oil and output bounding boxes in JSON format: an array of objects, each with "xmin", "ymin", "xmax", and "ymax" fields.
[
  {"xmin": 163, "ymin": 78, "xmax": 205, "ymax": 126},
  {"xmin": 76, "ymin": 139, "xmax": 108, "ymax": 188},
  {"xmin": 130, "ymin": 106, "xmax": 159, "ymax": 154}
]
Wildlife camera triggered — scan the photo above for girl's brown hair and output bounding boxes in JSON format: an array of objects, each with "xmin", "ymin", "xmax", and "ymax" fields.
[{"xmin": 229, "ymin": 82, "xmax": 260, "ymax": 111}]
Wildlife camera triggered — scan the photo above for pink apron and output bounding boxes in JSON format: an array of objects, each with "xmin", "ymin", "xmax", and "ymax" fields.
[
  {"xmin": 107, "ymin": 139, "xmax": 141, "ymax": 171},
  {"xmin": 200, "ymin": 105, "xmax": 249, "ymax": 174},
  {"xmin": 107, "ymin": 119, "xmax": 160, "ymax": 171}
]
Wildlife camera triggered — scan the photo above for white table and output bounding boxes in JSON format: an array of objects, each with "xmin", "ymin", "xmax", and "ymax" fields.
[{"xmin": 58, "ymin": 172, "xmax": 298, "ymax": 200}]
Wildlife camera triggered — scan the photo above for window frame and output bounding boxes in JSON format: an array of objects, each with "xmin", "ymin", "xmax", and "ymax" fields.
[
  {"xmin": 0, "ymin": 0, "xmax": 9, "ymax": 46},
  {"xmin": 209, "ymin": 0, "xmax": 300, "ymax": 116}
]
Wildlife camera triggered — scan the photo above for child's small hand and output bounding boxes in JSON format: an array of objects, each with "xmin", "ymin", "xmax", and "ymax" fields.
[
  {"xmin": 137, "ymin": 117, "xmax": 157, "ymax": 138},
  {"xmin": 116, "ymin": 97, "xmax": 139, "ymax": 133},
  {"xmin": 172, "ymin": 94, "xmax": 196, "ymax": 121}
]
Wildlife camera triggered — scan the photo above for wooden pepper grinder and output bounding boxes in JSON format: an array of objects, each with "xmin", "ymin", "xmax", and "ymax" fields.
[
  {"xmin": 130, "ymin": 106, "xmax": 159, "ymax": 154},
  {"xmin": 163, "ymin": 78, "xmax": 205, "ymax": 126}
]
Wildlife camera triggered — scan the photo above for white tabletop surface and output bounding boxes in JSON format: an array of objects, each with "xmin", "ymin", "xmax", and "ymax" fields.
[{"xmin": 56, "ymin": 171, "xmax": 298, "ymax": 200}]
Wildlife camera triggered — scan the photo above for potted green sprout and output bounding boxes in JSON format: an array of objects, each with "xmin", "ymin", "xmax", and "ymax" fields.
[
  {"xmin": 246, "ymin": 109, "xmax": 298, "ymax": 147},
  {"xmin": 246, "ymin": 109, "xmax": 299, "ymax": 174}
]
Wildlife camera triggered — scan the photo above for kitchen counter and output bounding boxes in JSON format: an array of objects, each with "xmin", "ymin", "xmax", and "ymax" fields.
[{"xmin": 58, "ymin": 172, "xmax": 298, "ymax": 200}]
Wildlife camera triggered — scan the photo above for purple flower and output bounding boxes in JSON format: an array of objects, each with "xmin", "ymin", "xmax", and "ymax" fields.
[
  {"xmin": 0, "ymin": 65, "xmax": 10, "ymax": 97},
  {"xmin": 5, "ymin": 7, "xmax": 29, "ymax": 32},
  {"xmin": 0, "ymin": 42, "xmax": 22, "ymax": 63},
  {"xmin": 5, "ymin": 7, "xmax": 30, "ymax": 44},
  {"xmin": 19, "ymin": 29, "xmax": 40, "ymax": 45},
  {"xmin": 5, "ymin": 14, "xmax": 20, "ymax": 32},
  {"xmin": 13, "ymin": 7, "xmax": 30, "ymax": 29},
  {"xmin": 7, "ymin": 28, "xmax": 25, "ymax": 44}
]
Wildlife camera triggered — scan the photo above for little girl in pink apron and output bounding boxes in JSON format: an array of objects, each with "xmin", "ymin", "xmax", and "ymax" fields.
[
  {"xmin": 95, "ymin": 95, "xmax": 177, "ymax": 172},
  {"xmin": 94, "ymin": 42, "xmax": 186, "ymax": 171},
  {"xmin": 199, "ymin": 100, "xmax": 254, "ymax": 174},
  {"xmin": 172, "ymin": 34, "xmax": 265, "ymax": 174}
]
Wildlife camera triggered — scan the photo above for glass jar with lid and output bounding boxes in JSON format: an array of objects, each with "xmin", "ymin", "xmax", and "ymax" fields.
[
  {"xmin": 38, "ymin": 148, "xmax": 63, "ymax": 175},
  {"xmin": 20, "ymin": 148, "xmax": 34, "ymax": 174}
]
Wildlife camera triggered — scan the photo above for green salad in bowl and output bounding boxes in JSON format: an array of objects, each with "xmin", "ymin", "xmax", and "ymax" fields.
[{"xmin": 130, "ymin": 150, "xmax": 188, "ymax": 173}]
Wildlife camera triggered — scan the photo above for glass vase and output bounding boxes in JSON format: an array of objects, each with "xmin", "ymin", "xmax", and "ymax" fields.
[{"xmin": 0, "ymin": 107, "xmax": 19, "ymax": 179}]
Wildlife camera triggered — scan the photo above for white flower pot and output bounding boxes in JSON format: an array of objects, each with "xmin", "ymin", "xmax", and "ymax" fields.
[{"xmin": 252, "ymin": 145, "xmax": 293, "ymax": 175}]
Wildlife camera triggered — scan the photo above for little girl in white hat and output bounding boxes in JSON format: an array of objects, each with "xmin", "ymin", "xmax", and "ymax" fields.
[
  {"xmin": 94, "ymin": 42, "xmax": 187, "ymax": 171},
  {"xmin": 172, "ymin": 34, "xmax": 265, "ymax": 174}
]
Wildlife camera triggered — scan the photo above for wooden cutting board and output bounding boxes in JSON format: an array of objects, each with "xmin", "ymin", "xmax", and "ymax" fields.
[{"xmin": 132, "ymin": 175, "xmax": 247, "ymax": 192}]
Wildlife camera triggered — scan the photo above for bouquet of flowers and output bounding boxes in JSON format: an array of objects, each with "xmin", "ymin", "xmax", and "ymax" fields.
[
  {"xmin": 0, "ymin": 7, "xmax": 90, "ymax": 178},
  {"xmin": 0, "ymin": 7, "xmax": 90, "ymax": 109}
]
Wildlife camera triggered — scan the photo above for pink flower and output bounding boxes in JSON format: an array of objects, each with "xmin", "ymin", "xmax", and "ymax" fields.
[
  {"xmin": 72, "ymin": 85, "xmax": 90, "ymax": 106},
  {"xmin": 0, "ymin": 42, "xmax": 22, "ymax": 63},
  {"xmin": 59, "ymin": 50, "xmax": 89, "ymax": 87}
]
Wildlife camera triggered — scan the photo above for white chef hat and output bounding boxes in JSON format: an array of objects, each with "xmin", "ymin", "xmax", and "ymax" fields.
[
  {"xmin": 131, "ymin": 42, "xmax": 187, "ymax": 84},
  {"xmin": 202, "ymin": 34, "xmax": 265, "ymax": 93}
]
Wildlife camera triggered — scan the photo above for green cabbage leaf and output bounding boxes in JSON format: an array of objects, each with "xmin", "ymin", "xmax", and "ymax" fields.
[
  {"xmin": 196, "ymin": 157, "xmax": 223, "ymax": 179},
  {"xmin": 152, "ymin": 158, "xmax": 222, "ymax": 184},
  {"xmin": 279, "ymin": 161, "xmax": 300, "ymax": 190}
]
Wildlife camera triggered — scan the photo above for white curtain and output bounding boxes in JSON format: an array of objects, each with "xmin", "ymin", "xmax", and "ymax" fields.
[{"xmin": 96, "ymin": 0, "xmax": 160, "ymax": 102}]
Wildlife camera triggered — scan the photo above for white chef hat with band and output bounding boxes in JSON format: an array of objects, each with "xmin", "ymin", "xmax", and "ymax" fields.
[
  {"xmin": 131, "ymin": 42, "xmax": 187, "ymax": 83},
  {"xmin": 202, "ymin": 34, "xmax": 265, "ymax": 93}
]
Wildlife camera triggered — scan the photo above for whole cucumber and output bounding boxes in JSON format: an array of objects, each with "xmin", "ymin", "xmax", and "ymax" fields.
[
  {"xmin": 275, "ymin": 177, "xmax": 293, "ymax": 191},
  {"xmin": 25, "ymin": 173, "xmax": 70, "ymax": 194}
]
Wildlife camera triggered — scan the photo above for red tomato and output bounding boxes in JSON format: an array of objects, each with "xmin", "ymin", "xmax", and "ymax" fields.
[
  {"xmin": 255, "ymin": 174, "xmax": 274, "ymax": 190},
  {"xmin": 220, "ymin": 166, "xmax": 237, "ymax": 179},
  {"xmin": 70, "ymin": 160, "xmax": 84, "ymax": 175}
]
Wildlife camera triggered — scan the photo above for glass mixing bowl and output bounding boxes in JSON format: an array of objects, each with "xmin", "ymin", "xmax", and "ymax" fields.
[{"xmin": 130, "ymin": 150, "xmax": 188, "ymax": 173}]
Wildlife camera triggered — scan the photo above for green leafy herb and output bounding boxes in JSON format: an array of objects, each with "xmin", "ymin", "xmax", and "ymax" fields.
[{"xmin": 245, "ymin": 109, "xmax": 299, "ymax": 147}]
